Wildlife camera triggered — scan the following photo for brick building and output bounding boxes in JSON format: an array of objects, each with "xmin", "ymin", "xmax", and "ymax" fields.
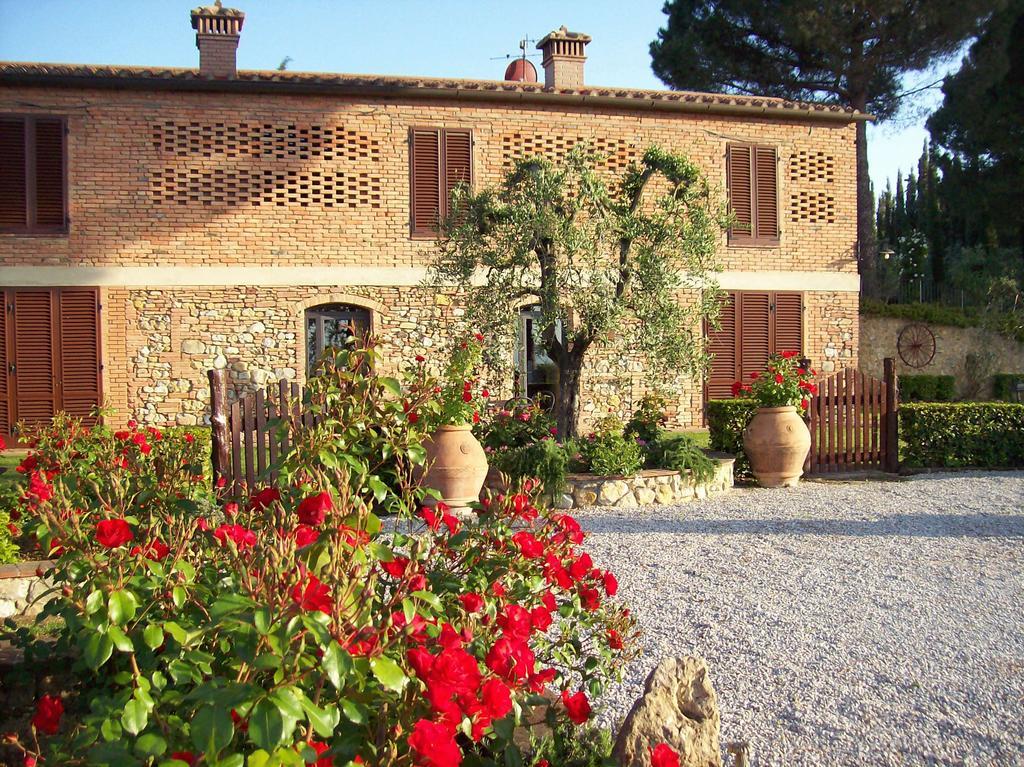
[{"xmin": 0, "ymin": 3, "xmax": 864, "ymax": 440}]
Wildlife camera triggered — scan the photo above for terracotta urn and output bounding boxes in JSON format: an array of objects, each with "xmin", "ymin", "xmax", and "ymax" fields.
[
  {"xmin": 421, "ymin": 424, "xmax": 489, "ymax": 511},
  {"xmin": 742, "ymin": 406, "xmax": 810, "ymax": 488}
]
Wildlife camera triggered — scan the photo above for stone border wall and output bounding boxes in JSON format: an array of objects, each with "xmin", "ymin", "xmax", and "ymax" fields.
[
  {"xmin": 556, "ymin": 457, "xmax": 734, "ymax": 509},
  {"xmin": 0, "ymin": 561, "xmax": 53, "ymax": 619}
]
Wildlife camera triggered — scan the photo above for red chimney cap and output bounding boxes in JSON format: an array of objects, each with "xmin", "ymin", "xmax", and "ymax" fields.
[{"xmin": 504, "ymin": 58, "xmax": 538, "ymax": 83}]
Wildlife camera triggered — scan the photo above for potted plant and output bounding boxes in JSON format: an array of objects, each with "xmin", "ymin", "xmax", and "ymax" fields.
[
  {"xmin": 734, "ymin": 352, "xmax": 817, "ymax": 487},
  {"xmin": 417, "ymin": 334, "xmax": 490, "ymax": 511}
]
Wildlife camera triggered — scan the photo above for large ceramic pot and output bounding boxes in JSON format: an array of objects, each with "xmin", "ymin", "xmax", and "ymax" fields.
[
  {"xmin": 421, "ymin": 424, "xmax": 489, "ymax": 511},
  {"xmin": 742, "ymin": 406, "xmax": 811, "ymax": 488}
]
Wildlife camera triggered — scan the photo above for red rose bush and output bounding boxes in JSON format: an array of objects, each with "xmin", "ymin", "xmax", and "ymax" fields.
[
  {"xmin": 732, "ymin": 350, "xmax": 818, "ymax": 412},
  {"xmin": 6, "ymin": 344, "xmax": 637, "ymax": 767}
]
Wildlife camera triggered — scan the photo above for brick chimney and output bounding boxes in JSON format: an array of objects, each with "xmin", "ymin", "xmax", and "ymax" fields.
[
  {"xmin": 536, "ymin": 26, "xmax": 591, "ymax": 89},
  {"xmin": 190, "ymin": 1, "xmax": 245, "ymax": 78}
]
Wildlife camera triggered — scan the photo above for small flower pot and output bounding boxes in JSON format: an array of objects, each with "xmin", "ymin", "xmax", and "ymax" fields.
[
  {"xmin": 421, "ymin": 424, "xmax": 489, "ymax": 511},
  {"xmin": 742, "ymin": 406, "xmax": 810, "ymax": 488}
]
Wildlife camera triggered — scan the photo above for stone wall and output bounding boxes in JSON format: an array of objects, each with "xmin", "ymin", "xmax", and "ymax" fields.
[
  {"xmin": 557, "ymin": 458, "xmax": 734, "ymax": 510},
  {"xmin": 860, "ymin": 315, "xmax": 1024, "ymax": 398},
  {"xmin": 0, "ymin": 562, "xmax": 53, "ymax": 619}
]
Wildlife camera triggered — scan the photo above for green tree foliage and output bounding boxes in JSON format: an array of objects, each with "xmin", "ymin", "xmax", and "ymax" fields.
[
  {"xmin": 649, "ymin": 0, "xmax": 993, "ymax": 286},
  {"xmin": 430, "ymin": 145, "xmax": 727, "ymax": 439}
]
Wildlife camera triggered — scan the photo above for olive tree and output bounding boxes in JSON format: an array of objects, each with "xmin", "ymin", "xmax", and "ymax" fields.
[{"xmin": 428, "ymin": 145, "xmax": 728, "ymax": 439}]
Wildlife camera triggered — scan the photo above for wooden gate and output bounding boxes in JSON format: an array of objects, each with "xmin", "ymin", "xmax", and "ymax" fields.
[
  {"xmin": 805, "ymin": 358, "xmax": 899, "ymax": 475},
  {"xmin": 208, "ymin": 369, "xmax": 318, "ymax": 496}
]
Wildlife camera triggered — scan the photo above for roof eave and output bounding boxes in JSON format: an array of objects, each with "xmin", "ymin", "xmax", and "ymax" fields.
[{"xmin": 0, "ymin": 71, "xmax": 875, "ymax": 123}]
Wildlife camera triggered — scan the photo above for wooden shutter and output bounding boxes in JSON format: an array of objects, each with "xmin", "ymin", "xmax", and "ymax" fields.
[
  {"xmin": 0, "ymin": 296, "xmax": 9, "ymax": 437},
  {"xmin": 34, "ymin": 119, "xmax": 66, "ymax": 229},
  {"xmin": 443, "ymin": 129, "xmax": 472, "ymax": 220},
  {"xmin": 58, "ymin": 288, "xmax": 101, "ymax": 425},
  {"xmin": 754, "ymin": 146, "xmax": 778, "ymax": 241},
  {"xmin": 13, "ymin": 290, "xmax": 57, "ymax": 429},
  {"xmin": 0, "ymin": 119, "xmax": 27, "ymax": 230},
  {"xmin": 773, "ymin": 292, "xmax": 803, "ymax": 356},
  {"xmin": 706, "ymin": 292, "xmax": 738, "ymax": 399},
  {"xmin": 726, "ymin": 145, "xmax": 752, "ymax": 242},
  {"xmin": 739, "ymin": 292, "xmax": 772, "ymax": 376},
  {"xmin": 410, "ymin": 128, "xmax": 441, "ymax": 236}
]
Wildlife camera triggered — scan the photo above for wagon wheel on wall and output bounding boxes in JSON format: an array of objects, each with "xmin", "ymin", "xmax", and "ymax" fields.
[{"xmin": 897, "ymin": 323, "xmax": 936, "ymax": 368}]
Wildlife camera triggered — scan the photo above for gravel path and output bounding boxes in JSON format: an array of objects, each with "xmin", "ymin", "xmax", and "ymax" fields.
[{"xmin": 579, "ymin": 472, "xmax": 1024, "ymax": 767}]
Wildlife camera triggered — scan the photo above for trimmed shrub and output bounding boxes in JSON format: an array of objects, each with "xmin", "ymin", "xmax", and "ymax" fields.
[
  {"xmin": 898, "ymin": 375, "xmax": 956, "ymax": 402},
  {"xmin": 992, "ymin": 374, "xmax": 1024, "ymax": 402},
  {"xmin": 706, "ymin": 399, "xmax": 756, "ymax": 478},
  {"xmin": 900, "ymin": 402, "xmax": 1024, "ymax": 468},
  {"xmin": 860, "ymin": 297, "xmax": 1024, "ymax": 343},
  {"xmin": 568, "ymin": 416, "xmax": 644, "ymax": 477}
]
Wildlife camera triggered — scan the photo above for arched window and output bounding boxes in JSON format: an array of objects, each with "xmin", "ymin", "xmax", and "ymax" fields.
[{"xmin": 305, "ymin": 303, "xmax": 371, "ymax": 374}]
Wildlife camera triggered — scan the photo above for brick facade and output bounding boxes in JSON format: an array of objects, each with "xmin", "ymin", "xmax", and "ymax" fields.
[{"xmin": 0, "ymin": 76, "xmax": 862, "ymax": 432}]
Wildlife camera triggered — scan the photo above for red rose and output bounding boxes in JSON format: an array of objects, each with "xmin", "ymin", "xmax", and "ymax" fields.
[
  {"xmin": 32, "ymin": 694, "xmax": 63, "ymax": 735},
  {"xmin": 472, "ymin": 411, "xmax": 481, "ymax": 424},
  {"xmin": 291, "ymin": 573, "xmax": 332, "ymax": 614},
  {"xmin": 95, "ymin": 518, "xmax": 134, "ymax": 549},
  {"xmin": 249, "ymin": 487, "xmax": 280, "ymax": 511},
  {"xmin": 223, "ymin": 501, "xmax": 239, "ymax": 517},
  {"xmin": 184, "ymin": 432, "xmax": 196, "ymax": 443},
  {"xmin": 801, "ymin": 398, "xmax": 809, "ymax": 410},
  {"xmin": 474, "ymin": 333, "xmax": 484, "ymax": 341},
  {"xmin": 459, "ymin": 592, "xmax": 485, "ymax": 613},
  {"xmin": 749, "ymin": 371, "xmax": 759, "ymax": 380},
  {"xmin": 415, "ymin": 354, "xmax": 426, "ymax": 362},
  {"xmin": 603, "ymin": 571, "xmax": 618, "ymax": 596},
  {"xmin": 130, "ymin": 538, "xmax": 170, "ymax": 561},
  {"xmin": 560, "ymin": 690, "xmax": 591, "ymax": 725},
  {"xmin": 307, "ymin": 740, "xmax": 333, "ymax": 767},
  {"xmin": 297, "ymin": 491, "xmax": 333, "ymax": 525},
  {"xmin": 408, "ymin": 412, "xmax": 420, "ymax": 424},
  {"xmin": 381, "ymin": 557, "xmax": 410, "ymax": 578},
  {"xmin": 527, "ymin": 667, "xmax": 557, "ymax": 693},
  {"xmin": 481, "ymin": 388, "xmax": 490, "ymax": 398},
  {"xmin": 536, "ymin": 762, "xmax": 550, "ymax": 767},
  {"xmin": 781, "ymin": 350, "xmax": 799, "ymax": 359},
  {"xmin": 608, "ymin": 629, "xmax": 624, "ymax": 650},
  {"xmin": 408, "ymin": 718, "xmax": 463, "ymax": 767},
  {"xmin": 530, "ymin": 606, "xmax": 552, "ymax": 632},
  {"xmin": 497, "ymin": 604, "xmax": 533, "ymax": 641},
  {"xmin": 294, "ymin": 524, "xmax": 319, "ymax": 547},
  {"xmin": 650, "ymin": 744, "xmax": 681, "ymax": 767},
  {"xmin": 511, "ymin": 531, "xmax": 544, "ymax": 559},
  {"xmin": 213, "ymin": 523, "xmax": 257, "ymax": 550},
  {"xmin": 170, "ymin": 753, "xmax": 197, "ymax": 766},
  {"xmin": 775, "ymin": 374, "xmax": 784, "ymax": 384},
  {"xmin": 462, "ymin": 390, "xmax": 473, "ymax": 403},
  {"xmin": 579, "ymin": 586, "xmax": 601, "ymax": 611},
  {"xmin": 486, "ymin": 636, "xmax": 535, "ymax": 684},
  {"xmin": 481, "ymin": 678, "xmax": 512, "ymax": 720}
]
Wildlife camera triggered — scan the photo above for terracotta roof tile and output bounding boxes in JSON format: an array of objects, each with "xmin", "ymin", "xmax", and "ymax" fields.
[{"xmin": 0, "ymin": 62, "xmax": 871, "ymax": 122}]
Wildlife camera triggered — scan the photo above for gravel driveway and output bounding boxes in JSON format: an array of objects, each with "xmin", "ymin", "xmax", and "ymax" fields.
[{"xmin": 580, "ymin": 472, "xmax": 1024, "ymax": 767}]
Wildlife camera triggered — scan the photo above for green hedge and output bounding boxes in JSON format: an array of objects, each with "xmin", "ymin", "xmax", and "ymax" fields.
[
  {"xmin": 992, "ymin": 374, "xmax": 1024, "ymax": 402},
  {"xmin": 898, "ymin": 374, "xmax": 956, "ymax": 402},
  {"xmin": 900, "ymin": 403, "xmax": 1024, "ymax": 468},
  {"xmin": 706, "ymin": 399, "xmax": 756, "ymax": 478},
  {"xmin": 860, "ymin": 297, "xmax": 1024, "ymax": 343}
]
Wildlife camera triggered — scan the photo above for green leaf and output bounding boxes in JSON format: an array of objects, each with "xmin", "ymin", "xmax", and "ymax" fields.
[
  {"xmin": 172, "ymin": 586, "xmax": 187, "ymax": 609},
  {"xmin": 411, "ymin": 590, "xmax": 442, "ymax": 612},
  {"xmin": 379, "ymin": 376, "xmax": 402, "ymax": 396},
  {"xmin": 367, "ymin": 476, "xmax": 388, "ymax": 502},
  {"xmin": 321, "ymin": 642, "xmax": 349, "ymax": 690},
  {"xmin": 83, "ymin": 632, "xmax": 114, "ymax": 670},
  {"xmin": 246, "ymin": 751, "xmax": 271, "ymax": 767},
  {"xmin": 121, "ymin": 699, "xmax": 149, "ymax": 735},
  {"xmin": 340, "ymin": 698, "xmax": 366, "ymax": 724},
  {"xmin": 108, "ymin": 624, "xmax": 134, "ymax": 653},
  {"xmin": 164, "ymin": 621, "xmax": 187, "ymax": 644},
  {"xmin": 370, "ymin": 656, "xmax": 407, "ymax": 693},
  {"xmin": 100, "ymin": 716, "xmax": 122, "ymax": 742},
  {"xmin": 253, "ymin": 608, "xmax": 271, "ymax": 635},
  {"xmin": 85, "ymin": 589, "xmax": 104, "ymax": 615},
  {"xmin": 134, "ymin": 732, "xmax": 167, "ymax": 758},
  {"xmin": 108, "ymin": 589, "xmax": 139, "ymax": 626},
  {"xmin": 190, "ymin": 705, "xmax": 234, "ymax": 755},
  {"xmin": 247, "ymin": 699, "xmax": 285, "ymax": 751},
  {"xmin": 143, "ymin": 624, "xmax": 164, "ymax": 650},
  {"xmin": 297, "ymin": 696, "xmax": 340, "ymax": 738}
]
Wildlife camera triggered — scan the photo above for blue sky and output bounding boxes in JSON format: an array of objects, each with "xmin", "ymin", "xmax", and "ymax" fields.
[{"xmin": 0, "ymin": 0, "xmax": 960, "ymax": 190}]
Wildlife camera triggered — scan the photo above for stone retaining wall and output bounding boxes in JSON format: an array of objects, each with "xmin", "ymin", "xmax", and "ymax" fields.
[
  {"xmin": 0, "ymin": 562, "xmax": 53, "ymax": 619},
  {"xmin": 557, "ymin": 457, "xmax": 734, "ymax": 510}
]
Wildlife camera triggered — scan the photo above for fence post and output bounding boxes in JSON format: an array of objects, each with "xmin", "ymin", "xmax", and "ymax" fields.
[
  {"xmin": 883, "ymin": 357, "xmax": 899, "ymax": 473},
  {"xmin": 208, "ymin": 369, "xmax": 230, "ymax": 490}
]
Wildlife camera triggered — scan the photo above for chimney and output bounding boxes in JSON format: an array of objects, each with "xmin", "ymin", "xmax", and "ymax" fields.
[
  {"xmin": 536, "ymin": 26, "xmax": 591, "ymax": 89},
  {"xmin": 190, "ymin": 1, "xmax": 245, "ymax": 78}
]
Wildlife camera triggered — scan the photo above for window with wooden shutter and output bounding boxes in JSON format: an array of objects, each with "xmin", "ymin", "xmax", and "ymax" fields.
[
  {"xmin": 409, "ymin": 127, "xmax": 473, "ymax": 237},
  {"xmin": 0, "ymin": 287, "xmax": 102, "ymax": 439},
  {"xmin": 705, "ymin": 290, "xmax": 803, "ymax": 403},
  {"xmin": 726, "ymin": 143, "xmax": 778, "ymax": 246},
  {"xmin": 0, "ymin": 116, "xmax": 67, "ymax": 234}
]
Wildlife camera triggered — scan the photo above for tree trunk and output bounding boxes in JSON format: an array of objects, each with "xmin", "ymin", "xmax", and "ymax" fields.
[
  {"xmin": 554, "ymin": 358, "xmax": 583, "ymax": 441},
  {"xmin": 855, "ymin": 113, "xmax": 878, "ymax": 296}
]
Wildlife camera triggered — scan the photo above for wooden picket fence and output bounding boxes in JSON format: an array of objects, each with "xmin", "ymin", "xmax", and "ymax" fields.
[
  {"xmin": 805, "ymin": 358, "xmax": 899, "ymax": 475},
  {"xmin": 207, "ymin": 369, "xmax": 318, "ymax": 495}
]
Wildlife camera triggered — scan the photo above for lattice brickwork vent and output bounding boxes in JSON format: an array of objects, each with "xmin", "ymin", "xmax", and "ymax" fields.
[
  {"xmin": 790, "ymin": 191, "xmax": 836, "ymax": 223},
  {"xmin": 500, "ymin": 133, "xmax": 639, "ymax": 171},
  {"xmin": 151, "ymin": 168, "xmax": 382, "ymax": 209},
  {"xmin": 789, "ymin": 151, "xmax": 835, "ymax": 183},
  {"xmin": 152, "ymin": 121, "xmax": 380, "ymax": 162}
]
